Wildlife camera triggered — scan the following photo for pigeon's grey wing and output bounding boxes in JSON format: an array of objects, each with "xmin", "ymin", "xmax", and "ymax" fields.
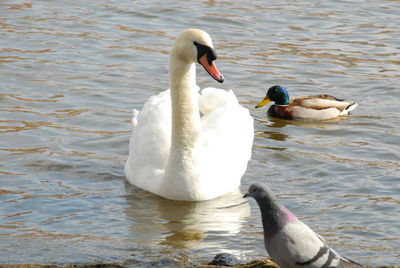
[{"xmin": 270, "ymin": 220, "xmax": 343, "ymax": 268}]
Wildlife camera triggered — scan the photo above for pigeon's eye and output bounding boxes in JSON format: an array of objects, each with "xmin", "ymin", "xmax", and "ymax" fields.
[{"xmin": 252, "ymin": 188, "xmax": 257, "ymax": 192}]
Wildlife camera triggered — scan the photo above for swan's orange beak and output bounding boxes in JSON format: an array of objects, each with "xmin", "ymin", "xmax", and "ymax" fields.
[{"xmin": 199, "ymin": 54, "xmax": 224, "ymax": 83}]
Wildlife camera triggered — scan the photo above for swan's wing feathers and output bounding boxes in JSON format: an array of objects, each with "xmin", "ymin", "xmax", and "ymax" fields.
[
  {"xmin": 199, "ymin": 87, "xmax": 234, "ymax": 115},
  {"xmin": 199, "ymin": 88, "xmax": 254, "ymax": 189},
  {"xmin": 125, "ymin": 90, "xmax": 172, "ymax": 191},
  {"xmin": 200, "ymin": 88, "xmax": 253, "ymax": 160}
]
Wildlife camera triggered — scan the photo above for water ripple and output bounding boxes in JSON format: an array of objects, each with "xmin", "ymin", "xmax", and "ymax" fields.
[{"xmin": 1, "ymin": 0, "xmax": 399, "ymax": 266}]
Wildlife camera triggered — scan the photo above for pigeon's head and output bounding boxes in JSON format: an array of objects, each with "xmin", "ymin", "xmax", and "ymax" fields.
[
  {"xmin": 243, "ymin": 183, "xmax": 276, "ymax": 201},
  {"xmin": 244, "ymin": 183, "xmax": 297, "ymax": 232}
]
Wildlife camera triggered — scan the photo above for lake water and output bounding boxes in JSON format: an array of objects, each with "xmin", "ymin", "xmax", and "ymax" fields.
[{"xmin": 1, "ymin": 0, "xmax": 399, "ymax": 266}]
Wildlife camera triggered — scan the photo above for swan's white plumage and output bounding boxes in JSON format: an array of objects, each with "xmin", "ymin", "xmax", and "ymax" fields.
[
  {"xmin": 126, "ymin": 90, "xmax": 172, "ymax": 194},
  {"xmin": 125, "ymin": 87, "xmax": 253, "ymax": 201},
  {"xmin": 125, "ymin": 29, "xmax": 254, "ymax": 201}
]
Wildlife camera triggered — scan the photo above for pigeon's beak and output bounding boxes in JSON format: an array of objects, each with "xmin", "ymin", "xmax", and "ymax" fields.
[{"xmin": 243, "ymin": 193, "xmax": 250, "ymax": 198}]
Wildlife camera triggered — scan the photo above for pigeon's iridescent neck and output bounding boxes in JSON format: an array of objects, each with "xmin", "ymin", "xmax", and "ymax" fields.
[{"xmin": 282, "ymin": 207, "xmax": 297, "ymax": 223}]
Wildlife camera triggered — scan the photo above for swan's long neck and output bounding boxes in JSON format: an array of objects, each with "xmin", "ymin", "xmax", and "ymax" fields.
[
  {"xmin": 169, "ymin": 56, "xmax": 201, "ymax": 150},
  {"xmin": 160, "ymin": 53, "xmax": 203, "ymax": 200}
]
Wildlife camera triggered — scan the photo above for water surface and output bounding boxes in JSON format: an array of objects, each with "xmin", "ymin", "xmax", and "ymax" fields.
[{"xmin": 1, "ymin": 0, "xmax": 399, "ymax": 266}]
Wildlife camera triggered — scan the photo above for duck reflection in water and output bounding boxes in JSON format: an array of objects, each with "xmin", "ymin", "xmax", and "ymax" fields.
[
  {"xmin": 257, "ymin": 118, "xmax": 290, "ymax": 142},
  {"xmin": 256, "ymin": 112, "xmax": 353, "ymax": 143}
]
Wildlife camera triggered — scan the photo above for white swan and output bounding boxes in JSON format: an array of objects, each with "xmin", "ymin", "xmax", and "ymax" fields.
[{"xmin": 125, "ymin": 29, "xmax": 254, "ymax": 201}]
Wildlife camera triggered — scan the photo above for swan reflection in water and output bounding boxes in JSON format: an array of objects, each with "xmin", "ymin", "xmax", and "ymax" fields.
[{"xmin": 124, "ymin": 183, "xmax": 250, "ymax": 251}]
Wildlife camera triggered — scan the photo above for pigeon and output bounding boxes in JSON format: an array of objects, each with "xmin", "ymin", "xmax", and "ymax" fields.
[{"xmin": 244, "ymin": 183, "xmax": 363, "ymax": 268}]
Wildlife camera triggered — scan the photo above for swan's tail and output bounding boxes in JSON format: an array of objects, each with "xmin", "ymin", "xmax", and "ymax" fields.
[{"xmin": 132, "ymin": 109, "xmax": 140, "ymax": 127}]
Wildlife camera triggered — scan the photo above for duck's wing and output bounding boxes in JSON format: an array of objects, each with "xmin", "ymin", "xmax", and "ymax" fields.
[
  {"xmin": 290, "ymin": 105, "xmax": 342, "ymax": 120},
  {"xmin": 292, "ymin": 94, "xmax": 354, "ymax": 111}
]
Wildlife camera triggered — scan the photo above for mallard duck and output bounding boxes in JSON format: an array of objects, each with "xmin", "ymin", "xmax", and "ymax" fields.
[
  {"xmin": 255, "ymin": 85, "xmax": 358, "ymax": 120},
  {"xmin": 125, "ymin": 29, "xmax": 254, "ymax": 201}
]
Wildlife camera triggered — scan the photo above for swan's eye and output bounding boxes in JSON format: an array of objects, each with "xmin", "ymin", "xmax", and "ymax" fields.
[{"xmin": 193, "ymin": 41, "xmax": 217, "ymax": 65}]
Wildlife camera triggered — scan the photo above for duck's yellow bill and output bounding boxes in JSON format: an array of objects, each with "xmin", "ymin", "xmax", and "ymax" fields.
[{"xmin": 255, "ymin": 97, "xmax": 271, "ymax": 108}]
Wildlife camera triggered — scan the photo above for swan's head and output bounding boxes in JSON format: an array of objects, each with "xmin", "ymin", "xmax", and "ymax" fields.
[{"xmin": 172, "ymin": 29, "xmax": 224, "ymax": 83}]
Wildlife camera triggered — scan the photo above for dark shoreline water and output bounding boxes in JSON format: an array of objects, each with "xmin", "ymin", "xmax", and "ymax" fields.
[{"xmin": 0, "ymin": 260, "xmax": 399, "ymax": 268}]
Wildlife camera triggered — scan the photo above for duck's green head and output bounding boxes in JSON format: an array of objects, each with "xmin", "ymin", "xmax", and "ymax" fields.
[{"xmin": 255, "ymin": 85, "xmax": 290, "ymax": 108}]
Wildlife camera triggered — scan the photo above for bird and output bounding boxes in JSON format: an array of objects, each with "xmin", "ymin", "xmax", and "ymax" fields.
[
  {"xmin": 255, "ymin": 85, "xmax": 358, "ymax": 120},
  {"xmin": 124, "ymin": 29, "xmax": 254, "ymax": 201},
  {"xmin": 244, "ymin": 183, "xmax": 363, "ymax": 268}
]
